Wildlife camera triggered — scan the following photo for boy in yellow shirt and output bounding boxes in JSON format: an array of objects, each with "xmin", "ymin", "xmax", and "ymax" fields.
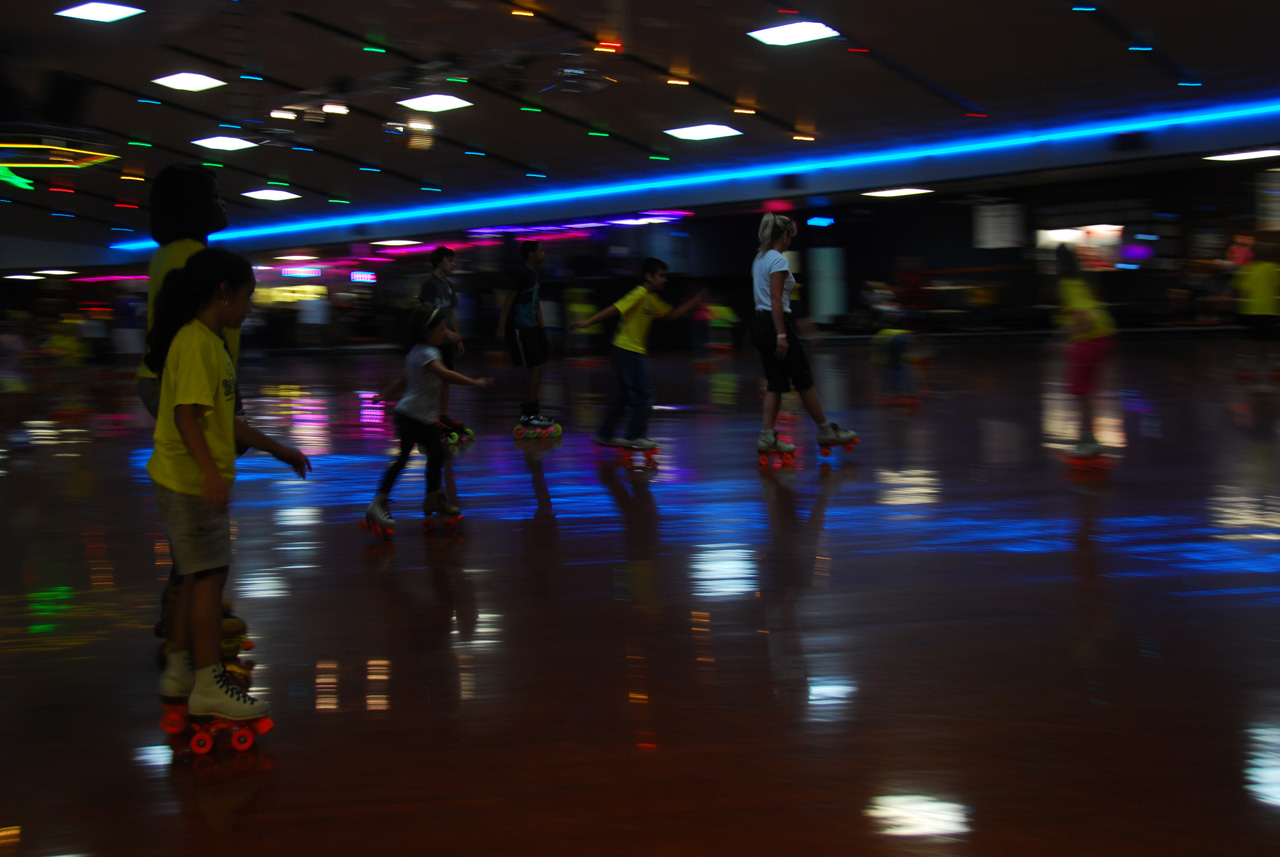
[{"xmin": 571, "ymin": 258, "xmax": 703, "ymax": 449}]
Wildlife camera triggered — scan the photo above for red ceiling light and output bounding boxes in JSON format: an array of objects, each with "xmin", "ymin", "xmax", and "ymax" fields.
[
  {"xmin": 848, "ymin": 47, "xmax": 870, "ymax": 53},
  {"xmin": 778, "ymin": 9, "xmax": 800, "ymax": 13},
  {"xmin": 595, "ymin": 41, "xmax": 622, "ymax": 53},
  {"xmin": 966, "ymin": 113, "xmax": 988, "ymax": 118},
  {"xmin": 114, "ymin": 203, "xmax": 140, "ymax": 209},
  {"xmin": 50, "ymin": 187, "xmax": 75, "ymax": 193}
]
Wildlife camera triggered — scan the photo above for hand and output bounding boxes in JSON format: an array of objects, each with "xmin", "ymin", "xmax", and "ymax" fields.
[
  {"xmin": 570, "ymin": 321, "xmax": 585, "ymax": 331},
  {"xmin": 201, "ymin": 471, "xmax": 229, "ymax": 514},
  {"xmin": 474, "ymin": 377, "xmax": 494, "ymax": 389},
  {"xmin": 275, "ymin": 446, "xmax": 312, "ymax": 479},
  {"xmin": 456, "ymin": 340, "xmax": 465, "ymax": 357},
  {"xmin": 775, "ymin": 339, "xmax": 789, "ymax": 359}
]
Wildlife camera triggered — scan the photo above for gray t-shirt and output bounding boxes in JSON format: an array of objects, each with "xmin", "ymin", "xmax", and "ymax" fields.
[
  {"xmin": 752, "ymin": 250, "xmax": 795, "ymax": 313},
  {"xmin": 394, "ymin": 344, "xmax": 443, "ymax": 425}
]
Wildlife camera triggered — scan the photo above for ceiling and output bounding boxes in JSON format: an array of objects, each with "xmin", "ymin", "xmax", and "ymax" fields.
[{"xmin": 3, "ymin": 0, "xmax": 1279, "ymax": 259}]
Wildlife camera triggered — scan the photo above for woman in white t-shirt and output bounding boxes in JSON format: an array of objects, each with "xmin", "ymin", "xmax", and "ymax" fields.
[{"xmin": 750, "ymin": 213, "xmax": 858, "ymax": 458}]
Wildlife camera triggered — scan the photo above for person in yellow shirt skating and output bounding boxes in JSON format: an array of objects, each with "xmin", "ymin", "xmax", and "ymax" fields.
[
  {"xmin": 1057, "ymin": 244, "xmax": 1116, "ymax": 458},
  {"xmin": 571, "ymin": 258, "xmax": 703, "ymax": 449},
  {"xmin": 1232, "ymin": 242, "xmax": 1280, "ymax": 379}
]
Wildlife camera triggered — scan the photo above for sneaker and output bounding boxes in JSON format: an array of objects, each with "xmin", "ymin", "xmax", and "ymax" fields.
[
  {"xmin": 609, "ymin": 436, "xmax": 634, "ymax": 448},
  {"xmin": 758, "ymin": 430, "xmax": 797, "ymax": 454},
  {"xmin": 439, "ymin": 414, "xmax": 471, "ymax": 437},
  {"xmin": 158, "ymin": 648, "xmax": 195, "ymax": 698},
  {"xmin": 522, "ymin": 413, "xmax": 555, "ymax": 428},
  {"xmin": 1069, "ymin": 440, "xmax": 1103, "ymax": 457},
  {"xmin": 816, "ymin": 422, "xmax": 858, "ymax": 446},
  {"xmin": 627, "ymin": 437, "xmax": 658, "ymax": 450},
  {"xmin": 423, "ymin": 490, "xmax": 461, "ymax": 517},
  {"xmin": 188, "ymin": 664, "xmax": 270, "ymax": 719}
]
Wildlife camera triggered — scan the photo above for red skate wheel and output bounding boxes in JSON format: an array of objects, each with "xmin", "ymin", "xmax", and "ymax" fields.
[
  {"xmin": 423, "ymin": 518, "xmax": 435, "ymax": 531},
  {"xmin": 781, "ymin": 453, "xmax": 793, "ymax": 465},
  {"xmin": 231, "ymin": 727, "xmax": 255, "ymax": 751},
  {"xmin": 759, "ymin": 454, "xmax": 769, "ymax": 466},
  {"xmin": 190, "ymin": 731, "xmax": 215, "ymax": 755},
  {"xmin": 513, "ymin": 426, "xmax": 527, "ymax": 439},
  {"xmin": 159, "ymin": 710, "xmax": 187, "ymax": 735}
]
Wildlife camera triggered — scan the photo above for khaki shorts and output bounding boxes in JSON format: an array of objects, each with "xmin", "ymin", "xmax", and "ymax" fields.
[{"xmin": 153, "ymin": 482, "xmax": 231, "ymax": 574}]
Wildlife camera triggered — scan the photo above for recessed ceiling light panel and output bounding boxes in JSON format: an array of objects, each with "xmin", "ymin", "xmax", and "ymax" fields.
[
  {"xmin": 243, "ymin": 189, "xmax": 301, "ymax": 201},
  {"xmin": 371, "ymin": 239, "xmax": 421, "ymax": 246},
  {"xmin": 1204, "ymin": 149, "xmax": 1280, "ymax": 161},
  {"xmin": 55, "ymin": 3, "xmax": 143, "ymax": 23},
  {"xmin": 192, "ymin": 136, "xmax": 257, "ymax": 151},
  {"xmin": 663, "ymin": 124, "xmax": 742, "ymax": 141},
  {"xmin": 275, "ymin": 255, "xmax": 318, "ymax": 261},
  {"xmin": 153, "ymin": 73, "xmax": 226, "ymax": 92},
  {"xmin": 34, "ymin": 270, "xmax": 78, "ymax": 275},
  {"xmin": 748, "ymin": 21, "xmax": 840, "ymax": 46},
  {"xmin": 396, "ymin": 94, "xmax": 473, "ymax": 113},
  {"xmin": 862, "ymin": 188, "xmax": 934, "ymax": 197}
]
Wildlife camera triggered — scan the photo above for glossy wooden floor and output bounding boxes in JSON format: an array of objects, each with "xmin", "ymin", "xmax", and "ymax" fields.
[{"xmin": 4, "ymin": 338, "xmax": 1280, "ymax": 855}]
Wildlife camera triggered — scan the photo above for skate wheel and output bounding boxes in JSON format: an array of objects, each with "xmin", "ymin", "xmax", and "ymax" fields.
[
  {"xmin": 513, "ymin": 426, "xmax": 527, "ymax": 439},
  {"xmin": 190, "ymin": 731, "xmax": 215, "ymax": 755},
  {"xmin": 464, "ymin": 428, "xmax": 475, "ymax": 439},
  {"xmin": 231, "ymin": 727, "xmax": 255, "ymax": 751},
  {"xmin": 446, "ymin": 431, "xmax": 459, "ymax": 444},
  {"xmin": 759, "ymin": 453, "xmax": 770, "ymax": 467},
  {"xmin": 549, "ymin": 424, "xmax": 562, "ymax": 437},
  {"xmin": 423, "ymin": 518, "xmax": 435, "ymax": 531},
  {"xmin": 444, "ymin": 516, "xmax": 461, "ymax": 529},
  {"xmin": 160, "ymin": 710, "xmax": 187, "ymax": 735},
  {"xmin": 781, "ymin": 453, "xmax": 793, "ymax": 466}
]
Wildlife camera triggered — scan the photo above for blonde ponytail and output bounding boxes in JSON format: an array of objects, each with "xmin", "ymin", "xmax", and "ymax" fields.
[{"xmin": 757, "ymin": 213, "xmax": 796, "ymax": 258}]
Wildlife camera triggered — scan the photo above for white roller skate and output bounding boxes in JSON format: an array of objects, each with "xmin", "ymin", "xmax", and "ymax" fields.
[
  {"xmin": 361, "ymin": 493, "xmax": 395, "ymax": 538},
  {"xmin": 758, "ymin": 430, "xmax": 797, "ymax": 468}
]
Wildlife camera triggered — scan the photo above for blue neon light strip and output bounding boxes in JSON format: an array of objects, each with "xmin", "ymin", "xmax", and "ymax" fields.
[{"xmin": 109, "ymin": 96, "xmax": 1280, "ymax": 251}]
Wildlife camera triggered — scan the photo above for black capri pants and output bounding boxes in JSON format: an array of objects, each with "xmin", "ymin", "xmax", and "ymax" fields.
[{"xmin": 750, "ymin": 310, "xmax": 814, "ymax": 393}]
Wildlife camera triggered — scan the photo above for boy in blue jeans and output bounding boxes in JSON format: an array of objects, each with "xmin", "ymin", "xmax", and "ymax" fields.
[{"xmin": 571, "ymin": 258, "xmax": 703, "ymax": 448}]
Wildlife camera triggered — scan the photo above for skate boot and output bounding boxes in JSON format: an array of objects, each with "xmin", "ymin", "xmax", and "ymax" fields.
[
  {"xmin": 1069, "ymin": 438, "xmax": 1103, "ymax": 458},
  {"xmin": 438, "ymin": 413, "xmax": 474, "ymax": 443},
  {"xmin": 422, "ymin": 490, "xmax": 463, "ymax": 530},
  {"xmin": 221, "ymin": 607, "xmax": 256, "ymax": 692},
  {"xmin": 158, "ymin": 648, "xmax": 195, "ymax": 734},
  {"xmin": 361, "ymin": 493, "xmax": 395, "ymax": 538},
  {"xmin": 816, "ymin": 422, "xmax": 858, "ymax": 449},
  {"xmin": 188, "ymin": 664, "xmax": 271, "ymax": 720},
  {"xmin": 758, "ymin": 430, "xmax": 797, "ymax": 468},
  {"xmin": 628, "ymin": 437, "xmax": 659, "ymax": 450}
]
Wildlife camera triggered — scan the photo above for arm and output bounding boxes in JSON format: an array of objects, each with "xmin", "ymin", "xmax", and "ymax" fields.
[
  {"xmin": 428, "ymin": 362, "xmax": 492, "ymax": 388},
  {"xmin": 449, "ymin": 308, "xmax": 464, "ymax": 355},
  {"xmin": 234, "ymin": 419, "xmax": 312, "ymax": 478},
  {"xmin": 570, "ymin": 304, "xmax": 619, "ymax": 330},
  {"xmin": 770, "ymin": 271, "xmax": 789, "ymax": 358},
  {"xmin": 663, "ymin": 290, "xmax": 706, "ymax": 322},
  {"xmin": 174, "ymin": 404, "xmax": 228, "ymax": 512},
  {"xmin": 372, "ymin": 372, "xmax": 405, "ymax": 404},
  {"xmin": 497, "ymin": 291, "xmax": 515, "ymax": 342}
]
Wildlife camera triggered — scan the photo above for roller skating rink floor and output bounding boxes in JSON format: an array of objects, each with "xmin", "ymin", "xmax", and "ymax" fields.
[{"xmin": 4, "ymin": 337, "xmax": 1280, "ymax": 855}]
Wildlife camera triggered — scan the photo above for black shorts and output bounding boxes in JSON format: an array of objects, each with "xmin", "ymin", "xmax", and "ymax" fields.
[
  {"xmin": 1244, "ymin": 314, "xmax": 1279, "ymax": 342},
  {"xmin": 750, "ymin": 311, "xmax": 814, "ymax": 393},
  {"xmin": 509, "ymin": 325, "xmax": 548, "ymax": 368}
]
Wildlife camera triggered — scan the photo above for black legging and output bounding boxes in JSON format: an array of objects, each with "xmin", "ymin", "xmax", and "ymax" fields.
[{"xmin": 377, "ymin": 412, "xmax": 444, "ymax": 498}]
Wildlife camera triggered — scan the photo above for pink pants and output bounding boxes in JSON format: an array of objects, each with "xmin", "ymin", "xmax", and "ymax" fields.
[{"xmin": 1067, "ymin": 336, "xmax": 1113, "ymax": 397}]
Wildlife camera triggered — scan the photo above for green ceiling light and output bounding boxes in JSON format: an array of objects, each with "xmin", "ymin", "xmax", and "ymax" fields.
[{"xmin": 0, "ymin": 167, "xmax": 35, "ymax": 190}]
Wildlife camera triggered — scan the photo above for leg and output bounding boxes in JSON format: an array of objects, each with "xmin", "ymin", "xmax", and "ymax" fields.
[
  {"xmin": 171, "ymin": 566, "xmax": 229, "ymax": 670},
  {"xmin": 761, "ymin": 392, "xmax": 782, "ymax": 431},
  {"xmin": 1079, "ymin": 394, "xmax": 1096, "ymax": 444},
  {"xmin": 421, "ymin": 423, "xmax": 446, "ymax": 496},
  {"xmin": 526, "ymin": 364, "xmax": 544, "ymax": 406},
  {"xmin": 798, "ymin": 387, "xmax": 828, "ymax": 426},
  {"xmin": 598, "ymin": 347, "xmax": 631, "ymax": 439},
  {"xmin": 376, "ymin": 414, "xmax": 416, "ymax": 496},
  {"xmin": 625, "ymin": 354, "xmax": 654, "ymax": 440}
]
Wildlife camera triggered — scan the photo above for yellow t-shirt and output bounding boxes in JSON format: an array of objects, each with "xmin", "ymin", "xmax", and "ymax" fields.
[
  {"xmin": 1059, "ymin": 278, "xmax": 1116, "ymax": 341},
  {"xmin": 146, "ymin": 320, "xmax": 238, "ymax": 494},
  {"xmin": 611, "ymin": 285, "xmax": 672, "ymax": 355},
  {"xmin": 139, "ymin": 239, "xmax": 240, "ymax": 378},
  {"xmin": 1234, "ymin": 261, "xmax": 1280, "ymax": 316}
]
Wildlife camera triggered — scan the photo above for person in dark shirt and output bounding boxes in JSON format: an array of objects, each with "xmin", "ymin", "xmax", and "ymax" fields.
[
  {"xmin": 497, "ymin": 240, "xmax": 558, "ymax": 434},
  {"xmin": 417, "ymin": 246, "xmax": 470, "ymax": 438}
]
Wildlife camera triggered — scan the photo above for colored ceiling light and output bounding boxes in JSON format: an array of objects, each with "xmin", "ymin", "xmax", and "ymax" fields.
[
  {"xmin": 351, "ymin": 272, "xmax": 377, "ymax": 283},
  {"xmin": 0, "ymin": 143, "xmax": 117, "ymax": 168},
  {"xmin": 397, "ymin": 94, "xmax": 472, "ymax": 112},
  {"xmin": 511, "ymin": 9, "xmax": 535, "ymax": 16},
  {"xmin": 276, "ymin": 255, "xmax": 317, "ymax": 261},
  {"xmin": 242, "ymin": 189, "xmax": 301, "ymax": 201},
  {"xmin": 371, "ymin": 239, "xmax": 420, "ymax": 246},
  {"xmin": 1204, "ymin": 149, "xmax": 1280, "ymax": 161},
  {"xmin": 281, "ymin": 267, "xmax": 322, "ymax": 278},
  {"xmin": 734, "ymin": 108, "xmax": 757, "ymax": 114},
  {"xmin": 793, "ymin": 135, "xmax": 816, "ymax": 141},
  {"xmin": 152, "ymin": 73, "xmax": 226, "ymax": 92},
  {"xmin": 862, "ymin": 188, "xmax": 933, "ymax": 197},
  {"xmin": 192, "ymin": 136, "xmax": 257, "ymax": 151},
  {"xmin": 270, "ymin": 110, "xmax": 298, "ymax": 120},
  {"xmin": 748, "ymin": 21, "xmax": 840, "ymax": 46},
  {"xmin": 664, "ymin": 124, "xmax": 741, "ymax": 140},
  {"xmin": 421, "ymin": 187, "xmax": 443, "ymax": 192},
  {"xmin": 55, "ymin": 3, "xmax": 143, "ymax": 22},
  {"xmin": 667, "ymin": 79, "xmax": 690, "ymax": 86},
  {"xmin": 120, "ymin": 175, "xmax": 145, "ymax": 181}
]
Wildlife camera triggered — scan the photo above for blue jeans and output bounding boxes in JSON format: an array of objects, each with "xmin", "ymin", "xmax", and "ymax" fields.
[{"xmin": 599, "ymin": 346, "xmax": 653, "ymax": 440}]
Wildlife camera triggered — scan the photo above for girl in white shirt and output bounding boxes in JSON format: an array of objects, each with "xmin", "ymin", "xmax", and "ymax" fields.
[{"xmin": 750, "ymin": 213, "xmax": 858, "ymax": 457}]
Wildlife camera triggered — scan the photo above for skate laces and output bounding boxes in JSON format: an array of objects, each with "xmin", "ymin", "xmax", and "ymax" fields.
[{"xmin": 216, "ymin": 669, "xmax": 256, "ymax": 705}]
